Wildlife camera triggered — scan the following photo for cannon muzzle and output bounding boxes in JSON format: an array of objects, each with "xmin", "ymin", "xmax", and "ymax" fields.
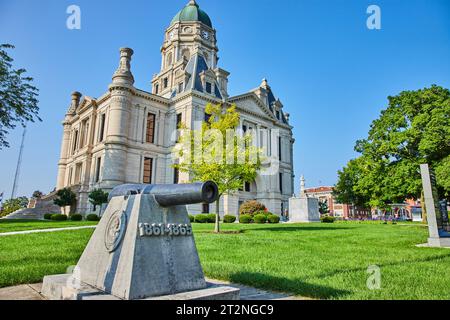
[{"xmin": 108, "ymin": 181, "xmax": 219, "ymax": 207}]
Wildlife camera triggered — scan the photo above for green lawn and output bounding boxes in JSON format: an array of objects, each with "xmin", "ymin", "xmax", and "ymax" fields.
[
  {"xmin": 0, "ymin": 219, "xmax": 98, "ymax": 233},
  {"xmin": 0, "ymin": 221, "xmax": 449, "ymax": 300}
]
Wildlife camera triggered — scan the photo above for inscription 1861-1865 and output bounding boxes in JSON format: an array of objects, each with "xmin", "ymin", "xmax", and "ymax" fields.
[{"xmin": 139, "ymin": 223, "xmax": 193, "ymax": 237}]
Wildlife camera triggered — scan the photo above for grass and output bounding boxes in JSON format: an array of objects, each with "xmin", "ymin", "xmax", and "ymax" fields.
[
  {"xmin": 0, "ymin": 219, "xmax": 98, "ymax": 233},
  {"xmin": 0, "ymin": 221, "xmax": 449, "ymax": 299}
]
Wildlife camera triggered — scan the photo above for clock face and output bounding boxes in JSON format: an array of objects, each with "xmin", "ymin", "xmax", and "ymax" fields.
[{"xmin": 201, "ymin": 31, "xmax": 209, "ymax": 40}]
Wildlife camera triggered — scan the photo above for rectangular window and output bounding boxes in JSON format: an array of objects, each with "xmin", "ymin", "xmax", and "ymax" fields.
[
  {"xmin": 176, "ymin": 113, "xmax": 183, "ymax": 128},
  {"xmin": 245, "ymin": 182, "xmax": 251, "ymax": 192},
  {"xmin": 178, "ymin": 82, "xmax": 184, "ymax": 93},
  {"xmin": 75, "ymin": 163, "xmax": 82, "ymax": 185},
  {"xmin": 146, "ymin": 113, "xmax": 156, "ymax": 144},
  {"xmin": 205, "ymin": 82, "xmax": 212, "ymax": 94},
  {"xmin": 276, "ymin": 111, "xmax": 280, "ymax": 120},
  {"xmin": 278, "ymin": 137, "xmax": 282, "ymax": 161},
  {"xmin": 155, "ymin": 84, "xmax": 159, "ymax": 94},
  {"xmin": 202, "ymin": 203, "xmax": 210, "ymax": 214},
  {"xmin": 95, "ymin": 157, "xmax": 101, "ymax": 183},
  {"xmin": 173, "ymin": 168, "xmax": 179, "ymax": 184},
  {"xmin": 243, "ymin": 125, "xmax": 247, "ymax": 133},
  {"xmin": 143, "ymin": 158, "xmax": 153, "ymax": 184},
  {"xmin": 279, "ymin": 173, "xmax": 283, "ymax": 194},
  {"xmin": 72, "ymin": 130, "xmax": 79, "ymax": 154},
  {"xmin": 99, "ymin": 114, "xmax": 106, "ymax": 142},
  {"xmin": 163, "ymin": 78, "xmax": 168, "ymax": 89}
]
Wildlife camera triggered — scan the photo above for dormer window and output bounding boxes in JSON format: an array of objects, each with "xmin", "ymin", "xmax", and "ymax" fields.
[
  {"xmin": 155, "ymin": 84, "xmax": 159, "ymax": 94},
  {"xmin": 205, "ymin": 82, "xmax": 212, "ymax": 94},
  {"xmin": 276, "ymin": 110, "xmax": 280, "ymax": 120}
]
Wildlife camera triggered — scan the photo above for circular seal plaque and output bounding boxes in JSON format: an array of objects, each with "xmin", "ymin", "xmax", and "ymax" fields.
[{"xmin": 104, "ymin": 210, "xmax": 127, "ymax": 253}]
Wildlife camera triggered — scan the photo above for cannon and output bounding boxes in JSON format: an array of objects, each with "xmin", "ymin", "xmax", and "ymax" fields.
[
  {"xmin": 108, "ymin": 181, "xmax": 219, "ymax": 207},
  {"xmin": 41, "ymin": 180, "xmax": 240, "ymax": 301}
]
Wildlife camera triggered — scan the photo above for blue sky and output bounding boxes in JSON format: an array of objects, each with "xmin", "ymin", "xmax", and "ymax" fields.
[{"xmin": 0, "ymin": 0, "xmax": 449, "ymax": 199}]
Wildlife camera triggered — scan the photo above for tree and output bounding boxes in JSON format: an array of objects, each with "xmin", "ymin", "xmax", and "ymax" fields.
[
  {"xmin": 0, "ymin": 44, "xmax": 40, "ymax": 149},
  {"xmin": 32, "ymin": 190, "xmax": 44, "ymax": 199},
  {"xmin": 53, "ymin": 188, "xmax": 77, "ymax": 215},
  {"xmin": 334, "ymin": 85, "xmax": 450, "ymax": 212},
  {"xmin": 1, "ymin": 196, "xmax": 28, "ymax": 217},
  {"xmin": 88, "ymin": 189, "xmax": 109, "ymax": 216},
  {"xmin": 173, "ymin": 103, "xmax": 264, "ymax": 233},
  {"xmin": 319, "ymin": 200, "xmax": 329, "ymax": 215}
]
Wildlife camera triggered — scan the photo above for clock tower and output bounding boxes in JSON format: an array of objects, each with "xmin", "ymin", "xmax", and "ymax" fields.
[{"xmin": 151, "ymin": 0, "xmax": 226, "ymax": 99}]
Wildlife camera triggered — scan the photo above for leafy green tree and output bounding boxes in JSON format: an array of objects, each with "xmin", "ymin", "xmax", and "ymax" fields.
[
  {"xmin": 173, "ymin": 103, "xmax": 263, "ymax": 233},
  {"xmin": 319, "ymin": 200, "xmax": 329, "ymax": 215},
  {"xmin": 88, "ymin": 189, "xmax": 109, "ymax": 216},
  {"xmin": 32, "ymin": 190, "xmax": 44, "ymax": 199},
  {"xmin": 334, "ymin": 85, "xmax": 450, "ymax": 212},
  {"xmin": 54, "ymin": 188, "xmax": 77, "ymax": 215},
  {"xmin": 0, "ymin": 44, "xmax": 40, "ymax": 149},
  {"xmin": 1, "ymin": 196, "xmax": 28, "ymax": 216}
]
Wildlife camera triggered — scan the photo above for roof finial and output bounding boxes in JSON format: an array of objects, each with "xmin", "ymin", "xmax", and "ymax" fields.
[{"xmin": 188, "ymin": 0, "xmax": 197, "ymax": 6}]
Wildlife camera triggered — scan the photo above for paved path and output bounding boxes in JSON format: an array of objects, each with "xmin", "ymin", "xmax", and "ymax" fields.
[
  {"xmin": 0, "ymin": 280, "xmax": 309, "ymax": 300},
  {"xmin": 0, "ymin": 226, "xmax": 96, "ymax": 237}
]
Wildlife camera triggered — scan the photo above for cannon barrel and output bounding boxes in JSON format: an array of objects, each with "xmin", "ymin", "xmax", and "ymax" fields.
[{"xmin": 108, "ymin": 181, "xmax": 219, "ymax": 207}]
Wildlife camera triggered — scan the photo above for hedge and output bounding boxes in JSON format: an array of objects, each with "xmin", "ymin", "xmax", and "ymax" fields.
[
  {"xmin": 51, "ymin": 214, "xmax": 67, "ymax": 221},
  {"xmin": 321, "ymin": 215, "xmax": 335, "ymax": 223},
  {"xmin": 267, "ymin": 214, "xmax": 280, "ymax": 224},
  {"xmin": 194, "ymin": 214, "xmax": 209, "ymax": 223},
  {"xmin": 86, "ymin": 214, "xmax": 100, "ymax": 221},
  {"xmin": 239, "ymin": 214, "xmax": 253, "ymax": 224},
  {"xmin": 253, "ymin": 214, "xmax": 268, "ymax": 224},
  {"xmin": 43, "ymin": 213, "xmax": 53, "ymax": 220},
  {"xmin": 188, "ymin": 215, "xmax": 195, "ymax": 223},
  {"xmin": 70, "ymin": 214, "xmax": 83, "ymax": 221},
  {"xmin": 223, "ymin": 215, "xmax": 237, "ymax": 223},
  {"xmin": 239, "ymin": 200, "xmax": 266, "ymax": 217}
]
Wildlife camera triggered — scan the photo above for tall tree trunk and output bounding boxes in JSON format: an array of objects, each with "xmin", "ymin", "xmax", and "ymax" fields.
[{"xmin": 214, "ymin": 198, "xmax": 220, "ymax": 234}]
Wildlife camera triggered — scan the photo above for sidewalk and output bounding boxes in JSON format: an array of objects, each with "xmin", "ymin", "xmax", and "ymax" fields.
[
  {"xmin": 0, "ymin": 280, "xmax": 309, "ymax": 300},
  {"xmin": 0, "ymin": 226, "xmax": 96, "ymax": 237}
]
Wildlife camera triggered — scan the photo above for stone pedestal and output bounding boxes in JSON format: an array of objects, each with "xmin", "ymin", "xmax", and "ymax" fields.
[
  {"xmin": 42, "ymin": 187, "xmax": 240, "ymax": 300},
  {"xmin": 42, "ymin": 274, "xmax": 239, "ymax": 301},
  {"xmin": 288, "ymin": 196, "xmax": 320, "ymax": 223}
]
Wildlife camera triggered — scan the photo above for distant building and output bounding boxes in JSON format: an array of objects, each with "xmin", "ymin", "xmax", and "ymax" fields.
[{"xmin": 304, "ymin": 186, "xmax": 370, "ymax": 219}]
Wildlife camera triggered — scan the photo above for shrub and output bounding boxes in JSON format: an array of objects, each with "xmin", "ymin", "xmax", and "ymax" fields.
[
  {"xmin": 195, "ymin": 214, "xmax": 209, "ymax": 224},
  {"xmin": 239, "ymin": 200, "xmax": 266, "ymax": 217},
  {"xmin": 43, "ymin": 213, "xmax": 53, "ymax": 220},
  {"xmin": 188, "ymin": 215, "xmax": 195, "ymax": 223},
  {"xmin": 51, "ymin": 214, "xmax": 67, "ymax": 221},
  {"xmin": 254, "ymin": 214, "xmax": 268, "ymax": 224},
  {"xmin": 70, "ymin": 214, "xmax": 83, "ymax": 221},
  {"xmin": 239, "ymin": 214, "xmax": 253, "ymax": 224},
  {"xmin": 223, "ymin": 215, "xmax": 237, "ymax": 223},
  {"xmin": 86, "ymin": 214, "xmax": 100, "ymax": 221},
  {"xmin": 206, "ymin": 214, "xmax": 217, "ymax": 223},
  {"xmin": 267, "ymin": 214, "xmax": 281, "ymax": 224},
  {"xmin": 321, "ymin": 215, "xmax": 335, "ymax": 223}
]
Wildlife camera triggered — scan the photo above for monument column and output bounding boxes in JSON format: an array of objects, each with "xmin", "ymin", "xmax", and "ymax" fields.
[{"xmin": 102, "ymin": 48, "xmax": 135, "ymax": 189}]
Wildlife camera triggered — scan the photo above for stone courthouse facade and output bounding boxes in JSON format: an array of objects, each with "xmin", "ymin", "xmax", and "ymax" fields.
[{"xmin": 56, "ymin": 0, "xmax": 294, "ymax": 217}]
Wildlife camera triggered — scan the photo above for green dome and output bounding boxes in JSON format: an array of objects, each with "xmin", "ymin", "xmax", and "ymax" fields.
[{"xmin": 170, "ymin": 0, "xmax": 212, "ymax": 28}]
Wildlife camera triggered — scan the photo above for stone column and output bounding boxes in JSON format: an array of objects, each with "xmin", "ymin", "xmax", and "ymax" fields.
[{"xmin": 102, "ymin": 48, "xmax": 135, "ymax": 189}]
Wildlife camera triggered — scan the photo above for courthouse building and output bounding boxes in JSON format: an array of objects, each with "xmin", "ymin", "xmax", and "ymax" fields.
[{"xmin": 54, "ymin": 0, "xmax": 295, "ymax": 216}]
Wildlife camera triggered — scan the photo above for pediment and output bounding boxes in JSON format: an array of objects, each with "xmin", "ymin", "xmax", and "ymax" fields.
[{"xmin": 228, "ymin": 93, "xmax": 276, "ymax": 121}]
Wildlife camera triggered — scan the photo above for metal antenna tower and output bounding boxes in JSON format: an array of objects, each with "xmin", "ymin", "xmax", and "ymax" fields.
[{"xmin": 11, "ymin": 128, "xmax": 26, "ymax": 199}]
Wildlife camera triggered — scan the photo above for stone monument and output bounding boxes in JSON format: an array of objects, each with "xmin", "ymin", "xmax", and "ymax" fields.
[
  {"xmin": 42, "ymin": 181, "xmax": 240, "ymax": 300},
  {"xmin": 288, "ymin": 176, "xmax": 320, "ymax": 223},
  {"xmin": 420, "ymin": 164, "xmax": 450, "ymax": 248}
]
